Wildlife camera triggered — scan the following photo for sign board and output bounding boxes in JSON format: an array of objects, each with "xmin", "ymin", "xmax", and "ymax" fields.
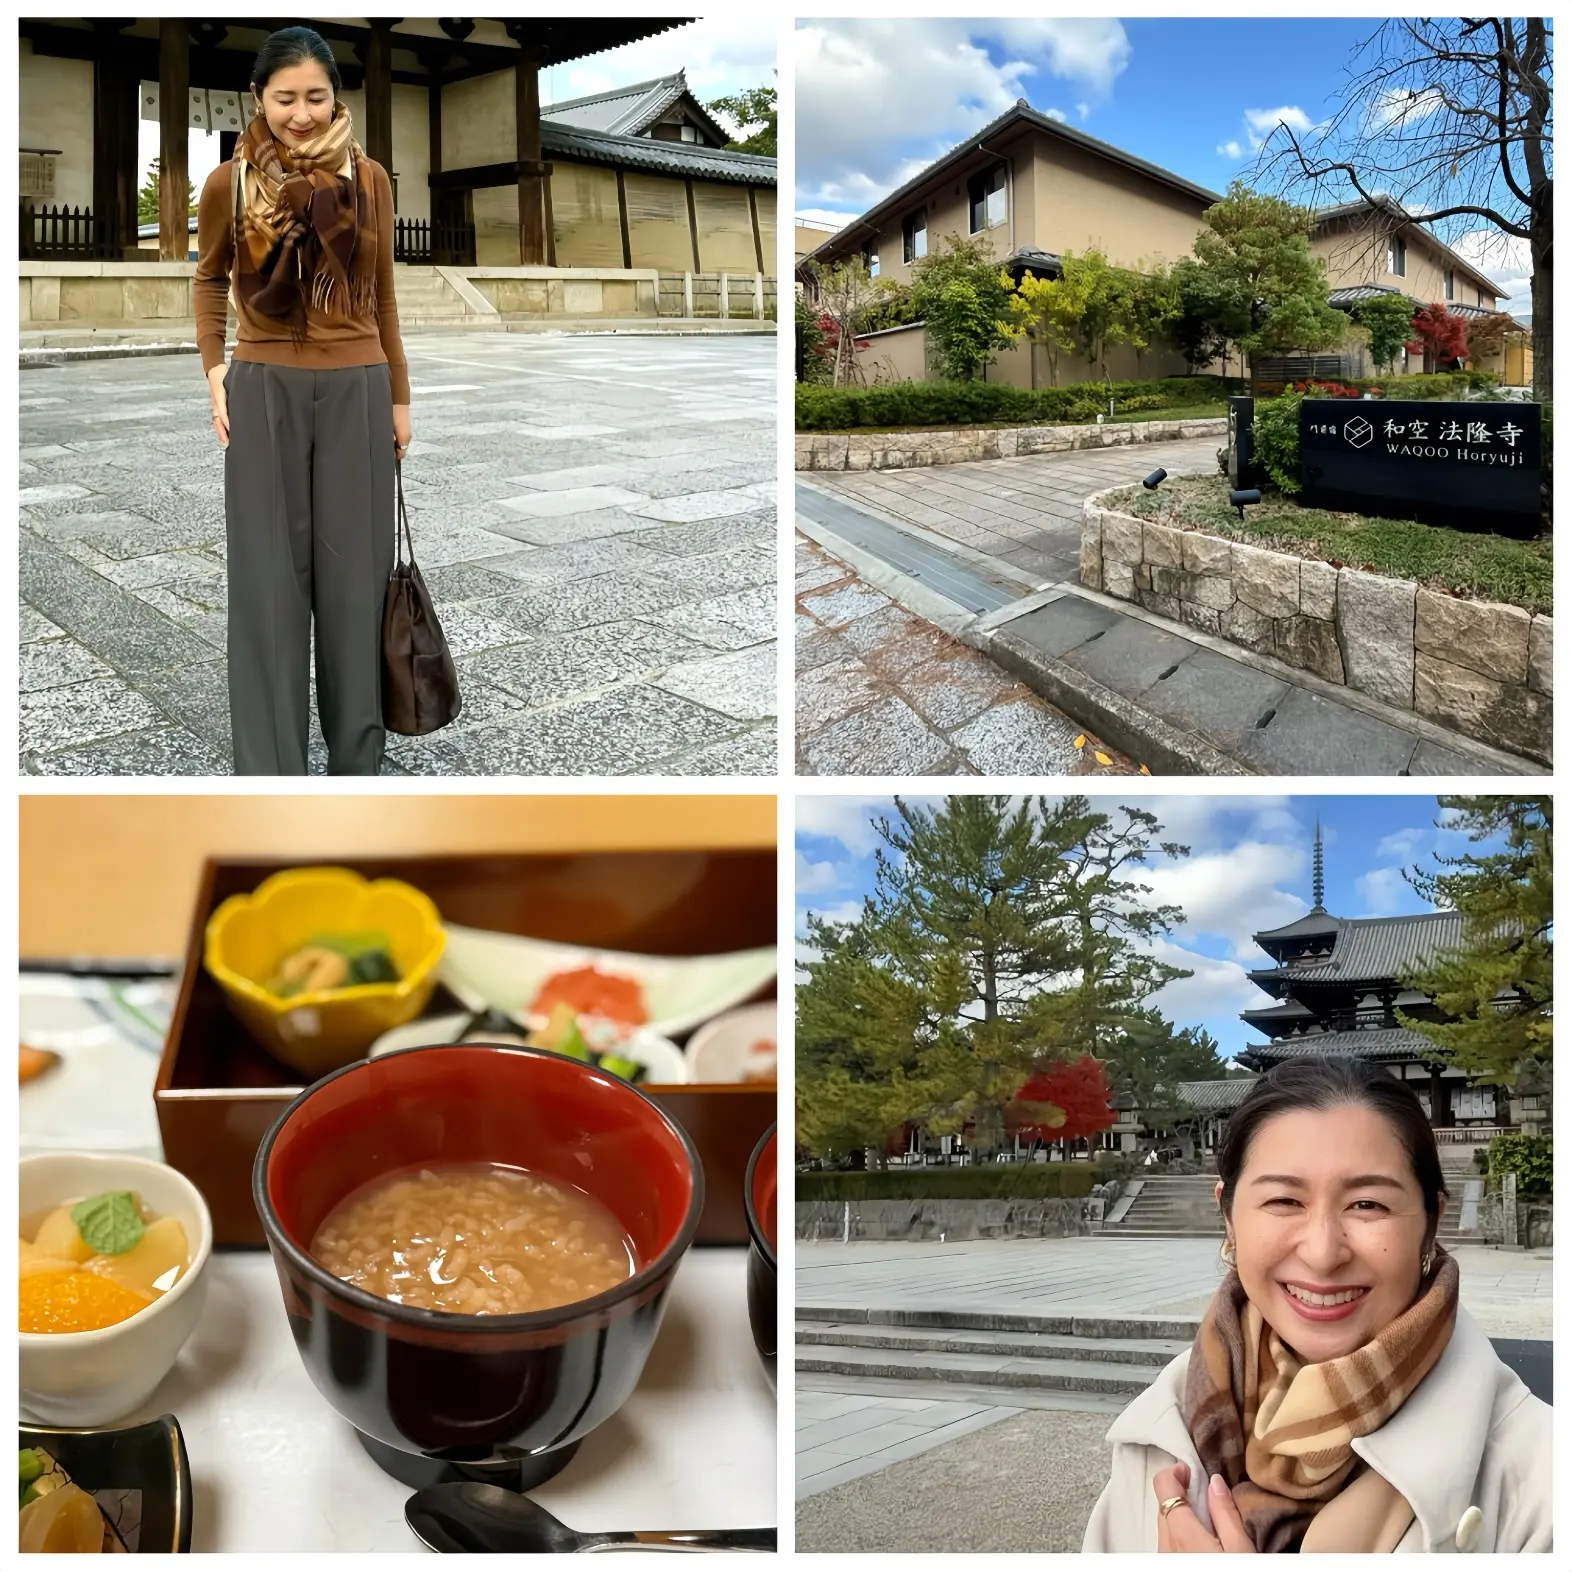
[
  {"xmin": 1227, "ymin": 396, "xmax": 1258, "ymax": 489},
  {"xmin": 1299, "ymin": 399, "xmax": 1541, "ymax": 526}
]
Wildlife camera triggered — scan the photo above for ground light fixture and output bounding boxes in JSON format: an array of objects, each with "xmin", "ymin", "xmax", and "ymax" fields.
[
  {"xmin": 1229, "ymin": 487, "xmax": 1262, "ymax": 521},
  {"xmin": 1142, "ymin": 468, "xmax": 1167, "ymax": 490}
]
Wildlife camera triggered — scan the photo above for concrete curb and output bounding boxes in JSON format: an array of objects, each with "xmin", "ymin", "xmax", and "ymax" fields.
[
  {"xmin": 797, "ymin": 1307, "xmax": 1203, "ymax": 1341},
  {"xmin": 966, "ymin": 623, "xmax": 1251, "ymax": 776},
  {"xmin": 21, "ymin": 342, "xmax": 201, "ymax": 365},
  {"xmin": 794, "ymin": 516, "xmax": 976, "ymax": 637}
]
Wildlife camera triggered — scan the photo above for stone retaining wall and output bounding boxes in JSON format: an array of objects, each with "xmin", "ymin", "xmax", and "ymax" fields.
[
  {"xmin": 795, "ymin": 416, "xmax": 1226, "ymax": 473},
  {"xmin": 1081, "ymin": 490, "xmax": 1552, "ymax": 763},
  {"xmin": 795, "ymin": 1198, "xmax": 1088, "ymax": 1241}
]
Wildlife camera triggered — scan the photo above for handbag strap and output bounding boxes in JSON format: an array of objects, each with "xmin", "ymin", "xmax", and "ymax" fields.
[{"xmin": 394, "ymin": 455, "xmax": 414, "ymax": 570}]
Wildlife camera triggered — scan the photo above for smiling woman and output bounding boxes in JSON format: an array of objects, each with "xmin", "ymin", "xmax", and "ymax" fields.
[{"xmin": 1082, "ymin": 1057, "xmax": 1552, "ymax": 1554}]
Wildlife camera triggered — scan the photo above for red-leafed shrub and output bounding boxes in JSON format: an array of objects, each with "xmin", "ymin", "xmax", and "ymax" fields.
[{"xmin": 1006, "ymin": 1055, "xmax": 1116, "ymax": 1144}]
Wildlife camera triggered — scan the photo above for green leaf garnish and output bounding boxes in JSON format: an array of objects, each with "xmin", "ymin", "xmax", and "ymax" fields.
[
  {"xmin": 598, "ymin": 1054, "xmax": 642, "ymax": 1083},
  {"xmin": 70, "ymin": 1192, "xmax": 146, "ymax": 1256}
]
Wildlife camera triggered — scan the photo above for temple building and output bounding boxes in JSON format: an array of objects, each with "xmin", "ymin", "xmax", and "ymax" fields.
[{"xmin": 1235, "ymin": 827, "xmax": 1532, "ymax": 1134}]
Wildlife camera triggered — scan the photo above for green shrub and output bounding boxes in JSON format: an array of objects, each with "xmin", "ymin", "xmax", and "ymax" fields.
[
  {"xmin": 796, "ymin": 1164, "xmax": 1105, "ymax": 1202},
  {"xmin": 1118, "ymin": 393, "xmax": 1169, "ymax": 412},
  {"xmin": 795, "ymin": 294, "xmax": 830, "ymax": 386},
  {"xmin": 1253, "ymin": 370, "xmax": 1498, "ymax": 400},
  {"xmin": 1251, "ymin": 392, "xmax": 1305, "ymax": 494},
  {"xmin": 1486, "ymin": 1132, "xmax": 1552, "ymax": 1201},
  {"xmin": 795, "ymin": 374, "xmax": 1236, "ymax": 431}
]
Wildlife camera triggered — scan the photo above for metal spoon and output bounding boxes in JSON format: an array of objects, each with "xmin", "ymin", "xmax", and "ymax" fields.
[{"xmin": 405, "ymin": 1483, "xmax": 776, "ymax": 1554}]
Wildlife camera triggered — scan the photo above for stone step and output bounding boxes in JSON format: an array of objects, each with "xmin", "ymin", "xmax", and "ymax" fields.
[
  {"xmin": 795, "ymin": 1307, "xmax": 1202, "ymax": 1341},
  {"xmin": 795, "ymin": 1342, "xmax": 1163, "ymax": 1398},
  {"xmin": 796, "ymin": 1369, "xmax": 1130, "ymax": 1416},
  {"xmin": 797, "ymin": 1321, "xmax": 1189, "ymax": 1367}
]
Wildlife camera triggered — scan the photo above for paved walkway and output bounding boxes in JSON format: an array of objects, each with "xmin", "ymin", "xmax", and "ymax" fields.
[
  {"xmin": 20, "ymin": 333, "xmax": 775, "ymax": 775},
  {"xmin": 804, "ymin": 444, "xmax": 1540, "ymax": 777},
  {"xmin": 798, "ymin": 1237, "xmax": 1553, "ymax": 1337},
  {"xmin": 795, "ymin": 536, "xmax": 1137, "ymax": 776},
  {"xmin": 817, "ymin": 436, "xmax": 1221, "ymax": 583}
]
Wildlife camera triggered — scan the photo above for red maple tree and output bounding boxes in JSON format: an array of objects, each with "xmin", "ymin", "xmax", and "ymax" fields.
[
  {"xmin": 1406, "ymin": 302, "xmax": 1469, "ymax": 365},
  {"xmin": 1005, "ymin": 1055, "xmax": 1116, "ymax": 1144}
]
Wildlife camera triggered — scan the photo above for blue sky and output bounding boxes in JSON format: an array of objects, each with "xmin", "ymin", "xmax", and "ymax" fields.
[
  {"xmin": 795, "ymin": 18, "xmax": 1533, "ymax": 313},
  {"xmin": 795, "ymin": 795, "xmax": 1503, "ymax": 1065}
]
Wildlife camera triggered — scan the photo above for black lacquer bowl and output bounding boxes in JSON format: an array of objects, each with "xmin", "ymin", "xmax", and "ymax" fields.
[
  {"xmin": 743, "ymin": 1123, "xmax": 776, "ymax": 1375},
  {"xmin": 253, "ymin": 1043, "xmax": 704, "ymax": 1490}
]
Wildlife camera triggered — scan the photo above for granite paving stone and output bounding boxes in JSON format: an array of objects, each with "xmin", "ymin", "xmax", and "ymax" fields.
[
  {"xmin": 801, "ymin": 696, "xmax": 960, "ymax": 776},
  {"xmin": 20, "ymin": 332, "xmax": 775, "ymax": 774}
]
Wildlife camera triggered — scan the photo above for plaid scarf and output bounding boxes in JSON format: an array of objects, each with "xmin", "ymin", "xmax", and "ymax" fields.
[
  {"xmin": 233, "ymin": 103, "xmax": 377, "ymax": 341},
  {"xmin": 1183, "ymin": 1249, "xmax": 1459, "ymax": 1552}
]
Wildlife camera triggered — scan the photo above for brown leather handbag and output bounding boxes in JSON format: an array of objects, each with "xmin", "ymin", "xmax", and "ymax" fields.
[{"xmin": 382, "ymin": 460, "xmax": 462, "ymax": 736}]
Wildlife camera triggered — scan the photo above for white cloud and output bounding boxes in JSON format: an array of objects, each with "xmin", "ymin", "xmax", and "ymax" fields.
[
  {"xmin": 1450, "ymin": 228, "xmax": 1533, "ymax": 316},
  {"xmin": 795, "ymin": 852, "xmax": 844, "ymax": 897},
  {"xmin": 795, "ymin": 209, "xmax": 852, "ymax": 232},
  {"xmin": 1149, "ymin": 940, "xmax": 1263, "ymax": 1030},
  {"xmin": 1217, "ymin": 139, "xmax": 1243, "ymax": 160},
  {"xmin": 1076, "ymin": 102, "xmax": 1091, "ymax": 122},
  {"xmin": 796, "ymin": 19, "xmax": 1129, "ymax": 209},
  {"xmin": 1045, "ymin": 107, "xmax": 1068, "ymax": 123},
  {"xmin": 1245, "ymin": 104, "xmax": 1315, "ymax": 139},
  {"xmin": 1376, "ymin": 826, "xmax": 1427, "ymax": 861},
  {"xmin": 547, "ymin": 18, "xmax": 777, "ymax": 107},
  {"xmin": 1356, "ymin": 866, "xmax": 1411, "ymax": 916},
  {"xmin": 1368, "ymin": 86, "xmax": 1446, "ymax": 133},
  {"xmin": 1141, "ymin": 842, "xmax": 1308, "ymax": 959}
]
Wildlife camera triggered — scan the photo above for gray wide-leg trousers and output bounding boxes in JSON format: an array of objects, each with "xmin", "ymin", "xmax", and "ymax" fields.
[{"xmin": 224, "ymin": 361, "xmax": 395, "ymax": 776}]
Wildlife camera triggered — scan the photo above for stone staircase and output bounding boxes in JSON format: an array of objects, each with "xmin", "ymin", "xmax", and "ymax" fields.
[
  {"xmin": 390, "ymin": 264, "xmax": 488, "ymax": 326},
  {"xmin": 1101, "ymin": 1170, "xmax": 1488, "ymax": 1245},
  {"xmin": 795, "ymin": 1307, "xmax": 1193, "ymax": 1413}
]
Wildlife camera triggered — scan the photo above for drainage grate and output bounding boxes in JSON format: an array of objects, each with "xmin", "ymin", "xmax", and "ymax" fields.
[{"xmin": 795, "ymin": 482, "xmax": 1023, "ymax": 615}]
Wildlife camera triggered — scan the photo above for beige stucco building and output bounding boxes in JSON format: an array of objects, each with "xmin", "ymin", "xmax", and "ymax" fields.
[{"xmin": 801, "ymin": 102, "xmax": 1522, "ymax": 387}]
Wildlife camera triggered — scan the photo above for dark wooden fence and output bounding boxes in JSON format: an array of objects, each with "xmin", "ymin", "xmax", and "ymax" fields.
[
  {"xmin": 393, "ymin": 217, "xmax": 476, "ymax": 267},
  {"xmin": 20, "ymin": 204, "xmax": 119, "ymax": 261}
]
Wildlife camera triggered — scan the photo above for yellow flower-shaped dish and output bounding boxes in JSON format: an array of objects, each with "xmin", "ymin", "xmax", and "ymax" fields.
[{"xmin": 204, "ymin": 867, "xmax": 446, "ymax": 1080}]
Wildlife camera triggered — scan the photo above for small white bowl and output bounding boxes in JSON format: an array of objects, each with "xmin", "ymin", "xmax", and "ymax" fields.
[
  {"xmin": 685, "ymin": 1002, "xmax": 779, "ymax": 1085},
  {"xmin": 20, "ymin": 1153, "xmax": 214, "ymax": 1427}
]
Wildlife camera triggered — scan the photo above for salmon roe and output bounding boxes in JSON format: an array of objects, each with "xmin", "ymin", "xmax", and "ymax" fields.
[
  {"xmin": 532, "ymin": 966, "xmax": 648, "ymax": 1026},
  {"xmin": 20, "ymin": 1271, "xmax": 150, "ymax": 1334}
]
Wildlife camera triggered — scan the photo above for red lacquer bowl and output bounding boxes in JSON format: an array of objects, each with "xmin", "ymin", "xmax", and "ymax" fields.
[
  {"xmin": 253, "ymin": 1043, "xmax": 703, "ymax": 1487},
  {"xmin": 743, "ymin": 1124, "xmax": 776, "ymax": 1373}
]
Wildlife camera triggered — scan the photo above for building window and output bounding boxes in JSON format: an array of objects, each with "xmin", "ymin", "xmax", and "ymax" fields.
[
  {"xmin": 968, "ymin": 163, "xmax": 1007, "ymax": 233},
  {"xmin": 1444, "ymin": 267, "xmax": 1454, "ymax": 300},
  {"xmin": 862, "ymin": 243, "xmax": 880, "ymax": 279},
  {"xmin": 1388, "ymin": 234, "xmax": 1406, "ymax": 276},
  {"xmin": 680, "ymin": 124, "xmax": 698, "ymax": 143},
  {"xmin": 902, "ymin": 208, "xmax": 927, "ymax": 264}
]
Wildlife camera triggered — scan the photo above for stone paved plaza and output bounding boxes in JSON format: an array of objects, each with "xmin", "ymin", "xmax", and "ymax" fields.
[
  {"xmin": 795, "ymin": 535, "xmax": 1136, "ymax": 776},
  {"xmin": 19, "ymin": 332, "xmax": 776, "ymax": 775},
  {"xmin": 798, "ymin": 1236, "xmax": 1552, "ymax": 1336}
]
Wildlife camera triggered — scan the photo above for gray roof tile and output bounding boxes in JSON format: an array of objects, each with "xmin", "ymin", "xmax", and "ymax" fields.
[
  {"xmin": 1176, "ymin": 1077, "xmax": 1258, "ymax": 1111},
  {"xmin": 542, "ymin": 121, "xmax": 774, "ymax": 186},
  {"xmin": 1244, "ymin": 1027, "xmax": 1439, "ymax": 1061},
  {"xmin": 1252, "ymin": 910, "xmax": 1463, "ymax": 984}
]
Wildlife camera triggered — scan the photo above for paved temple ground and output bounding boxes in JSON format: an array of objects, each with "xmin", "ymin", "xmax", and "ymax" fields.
[
  {"xmin": 795, "ymin": 535, "xmax": 1137, "ymax": 776},
  {"xmin": 19, "ymin": 333, "xmax": 776, "ymax": 775},
  {"xmin": 795, "ymin": 1236, "xmax": 1552, "ymax": 1533}
]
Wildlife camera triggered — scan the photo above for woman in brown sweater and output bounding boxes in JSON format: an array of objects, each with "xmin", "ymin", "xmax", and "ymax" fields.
[{"xmin": 195, "ymin": 26, "xmax": 410, "ymax": 776}]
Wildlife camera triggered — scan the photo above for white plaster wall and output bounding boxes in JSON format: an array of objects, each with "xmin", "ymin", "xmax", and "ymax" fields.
[
  {"xmin": 19, "ymin": 42, "xmax": 95, "ymax": 210},
  {"xmin": 391, "ymin": 83, "xmax": 429, "ymax": 220},
  {"xmin": 443, "ymin": 69, "xmax": 515, "ymax": 169}
]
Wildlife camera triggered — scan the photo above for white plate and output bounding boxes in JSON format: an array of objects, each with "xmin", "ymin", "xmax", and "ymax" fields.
[
  {"xmin": 367, "ymin": 1013, "xmax": 690, "ymax": 1084},
  {"xmin": 685, "ymin": 1002, "xmax": 779, "ymax": 1086},
  {"xmin": 437, "ymin": 926, "xmax": 777, "ymax": 1042}
]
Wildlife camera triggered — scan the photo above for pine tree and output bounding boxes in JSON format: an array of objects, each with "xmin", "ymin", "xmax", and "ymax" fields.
[
  {"xmin": 137, "ymin": 158, "xmax": 197, "ymax": 226},
  {"xmin": 1398, "ymin": 796, "xmax": 1551, "ymax": 1088},
  {"xmin": 795, "ymin": 796, "xmax": 1192, "ymax": 1164}
]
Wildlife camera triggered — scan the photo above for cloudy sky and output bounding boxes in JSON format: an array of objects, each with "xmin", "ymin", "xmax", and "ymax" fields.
[
  {"xmin": 141, "ymin": 18, "xmax": 776, "ymax": 215},
  {"xmin": 795, "ymin": 18, "xmax": 1532, "ymax": 315},
  {"xmin": 795, "ymin": 794, "xmax": 1503, "ymax": 1064}
]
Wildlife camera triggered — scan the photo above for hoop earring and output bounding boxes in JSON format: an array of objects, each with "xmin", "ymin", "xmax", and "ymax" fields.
[
  {"xmin": 1219, "ymin": 1237, "xmax": 1237, "ymax": 1268},
  {"xmin": 1421, "ymin": 1247, "xmax": 1436, "ymax": 1276}
]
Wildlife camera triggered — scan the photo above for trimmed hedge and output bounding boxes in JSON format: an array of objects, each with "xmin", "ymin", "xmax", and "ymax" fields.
[
  {"xmin": 797, "ymin": 1165, "xmax": 1102, "ymax": 1202},
  {"xmin": 796, "ymin": 375, "xmax": 1238, "ymax": 432},
  {"xmin": 1251, "ymin": 370, "xmax": 1499, "ymax": 400},
  {"xmin": 1487, "ymin": 1132, "xmax": 1552, "ymax": 1201}
]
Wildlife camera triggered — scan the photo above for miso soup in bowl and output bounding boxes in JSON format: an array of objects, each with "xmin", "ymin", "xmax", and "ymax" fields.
[{"xmin": 253, "ymin": 1043, "xmax": 703, "ymax": 1490}]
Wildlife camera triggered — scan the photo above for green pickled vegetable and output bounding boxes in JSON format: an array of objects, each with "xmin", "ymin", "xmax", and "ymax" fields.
[
  {"xmin": 598, "ymin": 1054, "xmax": 642, "ymax": 1083},
  {"xmin": 19, "ymin": 1450, "xmax": 43, "ymax": 1487},
  {"xmin": 70, "ymin": 1191, "xmax": 146, "ymax": 1256}
]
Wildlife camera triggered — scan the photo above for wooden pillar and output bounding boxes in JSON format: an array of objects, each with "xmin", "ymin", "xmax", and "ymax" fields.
[
  {"xmin": 511, "ymin": 43, "xmax": 546, "ymax": 264},
  {"xmin": 363, "ymin": 21, "xmax": 394, "ymax": 175},
  {"xmin": 158, "ymin": 21, "xmax": 190, "ymax": 262},
  {"xmin": 747, "ymin": 185, "xmax": 764, "ymax": 273},
  {"xmin": 615, "ymin": 169, "xmax": 631, "ymax": 269},
  {"xmin": 684, "ymin": 178, "xmax": 701, "ymax": 272},
  {"xmin": 92, "ymin": 55, "xmax": 138, "ymax": 254},
  {"xmin": 428, "ymin": 66, "xmax": 443, "ymax": 179}
]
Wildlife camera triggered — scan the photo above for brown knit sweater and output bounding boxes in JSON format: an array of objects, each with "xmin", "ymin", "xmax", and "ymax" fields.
[{"xmin": 194, "ymin": 155, "xmax": 410, "ymax": 404}]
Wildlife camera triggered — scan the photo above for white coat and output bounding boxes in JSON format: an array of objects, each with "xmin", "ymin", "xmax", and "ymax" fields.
[{"xmin": 1082, "ymin": 1307, "xmax": 1552, "ymax": 1552}]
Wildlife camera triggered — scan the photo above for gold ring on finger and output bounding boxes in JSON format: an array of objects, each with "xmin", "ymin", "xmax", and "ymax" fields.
[{"xmin": 1159, "ymin": 1496, "xmax": 1185, "ymax": 1519}]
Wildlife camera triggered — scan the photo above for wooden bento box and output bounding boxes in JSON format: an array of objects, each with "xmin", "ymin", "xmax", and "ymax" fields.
[{"xmin": 155, "ymin": 850, "xmax": 777, "ymax": 1248}]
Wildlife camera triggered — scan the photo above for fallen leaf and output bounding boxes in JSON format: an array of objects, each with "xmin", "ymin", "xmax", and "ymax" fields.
[
  {"xmin": 1139, "ymin": 765, "xmax": 1151, "ymax": 776},
  {"xmin": 1094, "ymin": 751, "xmax": 1112, "ymax": 765},
  {"xmin": 1073, "ymin": 735, "xmax": 1086, "ymax": 749}
]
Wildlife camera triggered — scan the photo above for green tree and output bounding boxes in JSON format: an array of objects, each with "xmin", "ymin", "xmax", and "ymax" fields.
[
  {"xmin": 1168, "ymin": 257, "xmax": 1232, "ymax": 375},
  {"xmin": 1398, "ymin": 797, "xmax": 1552, "ymax": 1089},
  {"xmin": 1000, "ymin": 268, "xmax": 1085, "ymax": 387},
  {"xmin": 910, "ymin": 235, "xmax": 1014, "ymax": 381},
  {"xmin": 805, "ymin": 257, "xmax": 879, "ymax": 387},
  {"xmin": 1058, "ymin": 248, "xmax": 1138, "ymax": 379},
  {"xmin": 707, "ymin": 86, "xmax": 776, "ymax": 157},
  {"xmin": 1101, "ymin": 1009, "xmax": 1230, "ymax": 1131},
  {"xmin": 795, "ymin": 796, "xmax": 1192, "ymax": 1164},
  {"xmin": 1350, "ymin": 291, "xmax": 1418, "ymax": 374},
  {"xmin": 1125, "ymin": 262, "xmax": 1182, "ymax": 379},
  {"xmin": 137, "ymin": 158, "xmax": 197, "ymax": 226},
  {"xmin": 1190, "ymin": 181, "xmax": 1346, "ymax": 390}
]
